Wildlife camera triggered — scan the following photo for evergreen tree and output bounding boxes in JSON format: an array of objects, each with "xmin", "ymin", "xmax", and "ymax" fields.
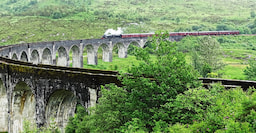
[{"xmin": 192, "ymin": 36, "xmax": 225, "ymax": 77}]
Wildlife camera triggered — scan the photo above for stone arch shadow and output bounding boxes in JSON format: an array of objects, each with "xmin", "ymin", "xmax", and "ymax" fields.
[
  {"xmin": 20, "ymin": 51, "xmax": 28, "ymax": 62},
  {"xmin": 42, "ymin": 48, "xmax": 52, "ymax": 65},
  {"xmin": 69, "ymin": 45, "xmax": 81, "ymax": 67},
  {"xmin": 56, "ymin": 46, "xmax": 68, "ymax": 66},
  {"xmin": 11, "ymin": 81, "xmax": 36, "ymax": 133},
  {"xmin": 113, "ymin": 42, "xmax": 127, "ymax": 58},
  {"xmin": 45, "ymin": 89, "xmax": 77, "ymax": 132},
  {"xmin": 98, "ymin": 43, "xmax": 111, "ymax": 62},
  {"xmin": 30, "ymin": 49, "xmax": 40, "ymax": 64},
  {"xmin": 12, "ymin": 53, "xmax": 18, "ymax": 60},
  {"xmin": 127, "ymin": 41, "xmax": 141, "ymax": 56}
]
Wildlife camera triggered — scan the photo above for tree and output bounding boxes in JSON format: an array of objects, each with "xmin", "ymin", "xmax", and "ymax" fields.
[
  {"xmin": 191, "ymin": 36, "xmax": 225, "ymax": 77},
  {"xmin": 244, "ymin": 59, "xmax": 256, "ymax": 80},
  {"xmin": 66, "ymin": 31, "xmax": 200, "ymax": 132},
  {"xmin": 251, "ymin": 11, "xmax": 256, "ymax": 18}
]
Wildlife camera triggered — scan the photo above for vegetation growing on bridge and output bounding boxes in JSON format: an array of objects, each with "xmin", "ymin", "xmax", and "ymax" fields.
[{"xmin": 65, "ymin": 32, "xmax": 256, "ymax": 132}]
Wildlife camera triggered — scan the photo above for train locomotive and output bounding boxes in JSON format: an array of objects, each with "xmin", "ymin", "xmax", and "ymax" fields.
[{"xmin": 102, "ymin": 30, "xmax": 240, "ymax": 39}]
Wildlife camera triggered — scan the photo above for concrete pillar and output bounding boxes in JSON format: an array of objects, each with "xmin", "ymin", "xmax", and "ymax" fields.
[
  {"xmin": 0, "ymin": 79, "xmax": 8, "ymax": 132},
  {"xmin": 35, "ymin": 80, "xmax": 46, "ymax": 129},
  {"xmin": 27, "ymin": 48, "xmax": 31, "ymax": 62},
  {"xmin": 88, "ymin": 88, "xmax": 97, "ymax": 108},
  {"xmin": 86, "ymin": 45, "xmax": 97, "ymax": 65},
  {"xmin": 52, "ymin": 43, "xmax": 56, "ymax": 65},
  {"xmin": 102, "ymin": 50, "xmax": 112, "ymax": 62},
  {"xmin": 79, "ymin": 43, "xmax": 83, "ymax": 68},
  {"xmin": 118, "ymin": 43, "xmax": 128, "ymax": 58},
  {"xmin": 101, "ymin": 43, "xmax": 112, "ymax": 62}
]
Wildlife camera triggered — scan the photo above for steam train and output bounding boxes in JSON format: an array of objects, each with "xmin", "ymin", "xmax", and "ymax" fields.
[{"xmin": 102, "ymin": 30, "xmax": 240, "ymax": 39}]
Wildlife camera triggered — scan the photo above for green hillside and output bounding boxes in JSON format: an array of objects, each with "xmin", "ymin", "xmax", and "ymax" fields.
[{"xmin": 0, "ymin": 0, "xmax": 256, "ymax": 45}]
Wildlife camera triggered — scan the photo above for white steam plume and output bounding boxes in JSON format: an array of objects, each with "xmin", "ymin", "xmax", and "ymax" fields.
[{"xmin": 104, "ymin": 27, "xmax": 123, "ymax": 36}]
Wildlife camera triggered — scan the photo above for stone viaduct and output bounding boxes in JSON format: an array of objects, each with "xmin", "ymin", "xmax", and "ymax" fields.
[
  {"xmin": 0, "ymin": 35, "xmax": 184, "ymax": 133},
  {"xmin": 1, "ymin": 33, "xmax": 256, "ymax": 133}
]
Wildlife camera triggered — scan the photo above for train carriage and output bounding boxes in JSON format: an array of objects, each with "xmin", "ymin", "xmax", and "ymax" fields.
[{"xmin": 102, "ymin": 30, "xmax": 240, "ymax": 39}]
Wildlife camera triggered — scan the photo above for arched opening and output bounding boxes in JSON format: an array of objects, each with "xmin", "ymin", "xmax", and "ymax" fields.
[
  {"xmin": 83, "ymin": 45, "xmax": 97, "ymax": 65},
  {"xmin": 45, "ymin": 90, "xmax": 77, "ymax": 133},
  {"xmin": 0, "ymin": 79, "xmax": 8, "ymax": 132},
  {"xmin": 114, "ymin": 43, "xmax": 127, "ymax": 58},
  {"xmin": 98, "ymin": 44, "xmax": 111, "ymax": 62},
  {"xmin": 12, "ymin": 53, "xmax": 18, "ymax": 60},
  {"xmin": 143, "ymin": 41, "xmax": 154, "ymax": 54},
  {"xmin": 11, "ymin": 81, "xmax": 35, "ymax": 133},
  {"xmin": 56, "ymin": 47, "xmax": 68, "ymax": 66},
  {"xmin": 20, "ymin": 51, "xmax": 28, "ymax": 62},
  {"xmin": 42, "ymin": 48, "xmax": 52, "ymax": 65},
  {"xmin": 127, "ymin": 41, "xmax": 140, "ymax": 56},
  {"xmin": 69, "ymin": 45, "xmax": 80, "ymax": 67},
  {"xmin": 30, "ymin": 50, "xmax": 40, "ymax": 64}
]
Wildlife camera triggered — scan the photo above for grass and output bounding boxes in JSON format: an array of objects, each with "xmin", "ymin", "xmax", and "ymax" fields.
[
  {"xmin": 83, "ymin": 55, "xmax": 140, "ymax": 73},
  {"xmin": 220, "ymin": 65, "xmax": 247, "ymax": 80}
]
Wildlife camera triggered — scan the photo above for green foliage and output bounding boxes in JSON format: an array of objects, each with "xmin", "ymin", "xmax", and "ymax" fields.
[
  {"xmin": 191, "ymin": 36, "xmax": 225, "ymax": 77},
  {"xmin": 251, "ymin": 11, "xmax": 256, "ymax": 18},
  {"xmin": 23, "ymin": 120, "xmax": 38, "ymax": 133},
  {"xmin": 163, "ymin": 84, "xmax": 224, "ymax": 125},
  {"xmin": 120, "ymin": 31, "xmax": 200, "ymax": 130},
  {"xmin": 216, "ymin": 24, "xmax": 233, "ymax": 31},
  {"xmin": 244, "ymin": 59, "xmax": 256, "ymax": 80},
  {"xmin": 65, "ymin": 105, "xmax": 89, "ymax": 133},
  {"xmin": 66, "ymin": 31, "xmax": 200, "ymax": 132},
  {"xmin": 23, "ymin": 119, "xmax": 60, "ymax": 133},
  {"xmin": 163, "ymin": 85, "xmax": 256, "ymax": 133}
]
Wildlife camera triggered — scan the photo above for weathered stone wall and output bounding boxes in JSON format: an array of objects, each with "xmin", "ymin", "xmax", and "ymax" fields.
[
  {"xmin": 0, "ymin": 57, "xmax": 120, "ymax": 133},
  {"xmin": 0, "ymin": 79, "xmax": 8, "ymax": 132}
]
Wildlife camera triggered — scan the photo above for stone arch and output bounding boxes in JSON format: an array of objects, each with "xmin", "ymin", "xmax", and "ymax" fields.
[
  {"xmin": 11, "ymin": 81, "xmax": 35, "ymax": 133},
  {"xmin": 56, "ymin": 47, "xmax": 68, "ymax": 66},
  {"xmin": 0, "ymin": 79, "xmax": 8, "ymax": 132},
  {"xmin": 20, "ymin": 51, "xmax": 28, "ymax": 62},
  {"xmin": 42, "ymin": 48, "xmax": 52, "ymax": 65},
  {"xmin": 30, "ymin": 50, "xmax": 40, "ymax": 64},
  {"xmin": 114, "ymin": 42, "xmax": 127, "ymax": 58},
  {"xmin": 98, "ymin": 44, "xmax": 111, "ymax": 62},
  {"xmin": 12, "ymin": 53, "xmax": 18, "ymax": 60},
  {"xmin": 128, "ymin": 41, "xmax": 140, "ymax": 56},
  {"xmin": 45, "ymin": 90, "xmax": 77, "ymax": 133},
  {"xmin": 84, "ymin": 45, "xmax": 97, "ymax": 65},
  {"xmin": 69, "ymin": 45, "xmax": 80, "ymax": 67}
]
